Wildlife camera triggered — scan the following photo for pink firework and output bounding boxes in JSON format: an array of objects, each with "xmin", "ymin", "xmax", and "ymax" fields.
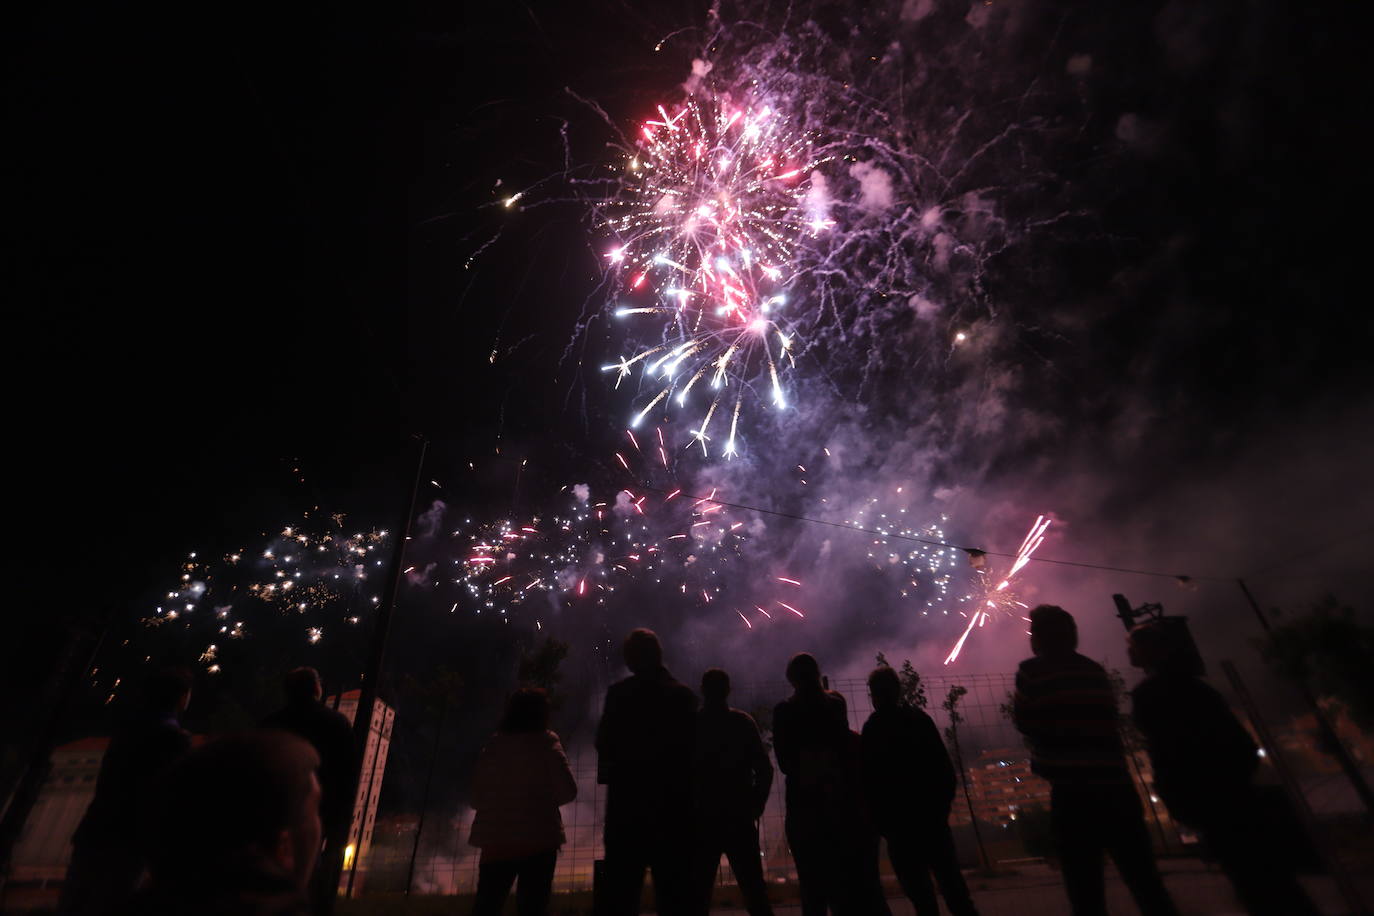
[
  {"xmin": 944, "ymin": 515, "xmax": 1052, "ymax": 665},
  {"xmin": 601, "ymin": 93, "xmax": 828, "ymax": 455}
]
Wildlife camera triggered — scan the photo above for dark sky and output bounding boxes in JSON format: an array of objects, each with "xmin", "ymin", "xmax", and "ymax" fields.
[
  {"xmin": 8, "ymin": 0, "xmax": 1373, "ymax": 730},
  {"xmin": 11, "ymin": 1, "xmax": 682, "ymax": 605}
]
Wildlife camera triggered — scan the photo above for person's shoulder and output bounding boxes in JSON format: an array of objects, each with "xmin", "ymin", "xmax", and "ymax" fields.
[
  {"xmin": 323, "ymin": 704, "xmax": 353, "ymax": 730},
  {"xmin": 904, "ymin": 704, "xmax": 937, "ymax": 727},
  {"xmin": 1070, "ymin": 652, "xmax": 1108, "ymax": 674},
  {"xmin": 518, "ymin": 728, "xmax": 562, "ymax": 746},
  {"xmin": 1015, "ymin": 655, "xmax": 1041, "ymax": 675},
  {"xmin": 726, "ymin": 707, "xmax": 758, "ymax": 727},
  {"xmin": 480, "ymin": 731, "xmax": 522, "ymax": 758},
  {"xmin": 1131, "ymin": 673, "xmax": 1166, "ymax": 699},
  {"xmin": 503, "ymin": 730, "xmax": 561, "ymax": 751},
  {"xmin": 150, "ymin": 719, "xmax": 191, "ymax": 747}
]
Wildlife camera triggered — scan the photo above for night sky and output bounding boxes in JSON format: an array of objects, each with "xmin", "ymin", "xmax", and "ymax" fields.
[{"xmin": 8, "ymin": 0, "xmax": 1373, "ymax": 761}]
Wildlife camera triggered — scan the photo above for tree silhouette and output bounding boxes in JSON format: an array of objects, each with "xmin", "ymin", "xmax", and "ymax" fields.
[
  {"xmin": 517, "ymin": 636, "xmax": 570, "ymax": 713},
  {"xmin": 942, "ymin": 684, "xmax": 987, "ymax": 867},
  {"xmin": 1258, "ymin": 595, "xmax": 1374, "ymax": 730},
  {"xmin": 874, "ymin": 652, "xmax": 929, "ymax": 709}
]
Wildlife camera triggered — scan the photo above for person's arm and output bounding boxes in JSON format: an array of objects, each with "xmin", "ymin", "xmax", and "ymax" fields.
[
  {"xmin": 859, "ymin": 719, "xmax": 882, "ymax": 815},
  {"xmin": 328, "ymin": 716, "xmax": 362, "ymax": 827},
  {"xmin": 595, "ymin": 686, "xmax": 618, "ymax": 784},
  {"xmin": 744, "ymin": 713, "xmax": 773, "ymax": 818},
  {"xmin": 470, "ymin": 741, "xmax": 495, "ymax": 809},
  {"xmin": 1131, "ymin": 682, "xmax": 1201, "ymax": 819},
  {"xmin": 831, "ymin": 690, "xmax": 849, "ymax": 728},
  {"xmin": 335, "ymin": 714, "xmax": 360, "ymax": 773},
  {"xmin": 1129, "ymin": 684, "xmax": 1162, "ymax": 745},
  {"xmin": 1194, "ymin": 681, "xmax": 1260, "ymax": 781},
  {"xmin": 1012, "ymin": 665, "xmax": 1041, "ymax": 738},
  {"xmin": 772, "ymin": 702, "xmax": 797, "ymax": 777},
  {"xmin": 549, "ymin": 735, "xmax": 578, "ymax": 806},
  {"xmin": 920, "ymin": 714, "xmax": 957, "ymax": 805},
  {"xmin": 674, "ymin": 685, "xmax": 700, "ymax": 762}
]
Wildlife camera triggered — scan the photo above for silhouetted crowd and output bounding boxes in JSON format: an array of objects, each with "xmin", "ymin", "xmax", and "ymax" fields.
[
  {"xmin": 55, "ymin": 605, "xmax": 1322, "ymax": 916},
  {"xmin": 58, "ymin": 667, "xmax": 354, "ymax": 916}
]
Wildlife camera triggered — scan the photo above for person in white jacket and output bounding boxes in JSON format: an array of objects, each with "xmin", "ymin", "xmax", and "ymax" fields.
[{"xmin": 468, "ymin": 688, "xmax": 578, "ymax": 916}]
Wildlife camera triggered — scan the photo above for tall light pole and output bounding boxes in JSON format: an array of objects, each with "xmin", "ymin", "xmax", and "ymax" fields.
[{"xmin": 334, "ymin": 434, "xmax": 428, "ymax": 904}]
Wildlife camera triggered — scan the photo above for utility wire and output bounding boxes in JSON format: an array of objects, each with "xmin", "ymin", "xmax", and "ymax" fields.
[{"xmin": 632, "ymin": 483, "xmax": 1225, "ymax": 583}]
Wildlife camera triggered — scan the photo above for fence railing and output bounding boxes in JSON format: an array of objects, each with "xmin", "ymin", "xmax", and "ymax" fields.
[{"xmin": 350, "ymin": 673, "xmax": 1194, "ymax": 896}]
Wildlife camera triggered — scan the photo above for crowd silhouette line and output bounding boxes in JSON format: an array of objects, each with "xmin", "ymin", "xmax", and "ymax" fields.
[{"xmin": 54, "ymin": 607, "xmax": 1320, "ymax": 916}]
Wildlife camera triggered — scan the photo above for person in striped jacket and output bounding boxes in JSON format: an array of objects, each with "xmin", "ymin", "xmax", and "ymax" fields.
[{"xmin": 1012, "ymin": 605, "xmax": 1177, "ymax": 916}]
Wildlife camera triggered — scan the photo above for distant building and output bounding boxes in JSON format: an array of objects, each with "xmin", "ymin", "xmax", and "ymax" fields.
[
  {"xmin": 9, "ymin": 737, "xmax": 108, "ymax": 886},
  {"xmin": 327, "ymin": 689, "xmax": 395, "ymax": 891},
  {"xmin": 954, "ymin": 749, "xmax": 1051, "ymax": 826},
  {"xmin": 949, "ymin": 746, "xmax": 1186, "ymax": 852}
]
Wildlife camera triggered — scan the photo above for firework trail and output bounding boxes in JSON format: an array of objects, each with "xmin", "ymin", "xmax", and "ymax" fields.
[{"xmin": 944, "ymin": 515, "xmax": 1051, "ymax": 665}]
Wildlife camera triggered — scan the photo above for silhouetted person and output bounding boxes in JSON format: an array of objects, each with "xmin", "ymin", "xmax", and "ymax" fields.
[
  {"xmin": 1128, "ymin": 621, "xmax": 1320, "ymax": 916},
  {"xmin": 693, "ymin": 668, "xmax": 775, "ymax": 916},
  {"xmin": 262, "ymin": 667, "xmax": 357, "ymax": 915},
  {"xmin": 595, "ymin": 628, "xmax": 699, "ymax": 915},
  {"xmin": 59, "ymin": 667, "xmax": 193, "ymax": 916},
  {"xmin": 1012, "ymin": 606, "xmax": 1178, "ymax": 916},
  {"xmin": 773, "ymin": 653, "xmax": 889, "ymax": 916},
  {"xmin": 862, "ymin": 666, "xmax": 978, "ymax": 916},
  {"xmin": 469, "ymin": 688, "xmax": 578, "ymax": 916},
  {"xmin": 136, "ymin": 730, "xmax": 322, "ymax": 915}
]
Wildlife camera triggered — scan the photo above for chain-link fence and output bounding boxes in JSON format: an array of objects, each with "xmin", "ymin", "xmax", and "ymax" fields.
[{"xmin": 347, "ymin": 671, "xmax": 1198, "ymax": 898}]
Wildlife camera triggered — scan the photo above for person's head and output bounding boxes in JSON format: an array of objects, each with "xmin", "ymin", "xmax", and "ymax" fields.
[
  {"xmin": 143, "ymin": 667, "xmax": 193, "ymax": 717},
  {"xmin": 282, "ymin": 667, "xmax": 323, "ymax": 705},
  {"xmin": 701, "ymin": 668, "xmax": 730, "ymax": 706},
  {"xmin": 785, "ymin": 652, "xmax": 822, "ymax": 691},
  {"xmin": 1028, "ymin": 605, "xmax": 1078, "ymax": 657},
  {"xmin": 499, "ymin": 688, "xmax": 551, "ymax": 733},
  {"xmin": 148, "ymin": 731, "xmax": 322, "ymax": 894},
  {"xmin": 623, "ymin": 628, "xmax": 663, "ymax": 675},
  {"xmin": 868, "ymin": 666, "xmax": 903, "ymax": 711},
  {"xmin": 1128, "ymin": 620, "xmax": 1201, "ymax": 676}
]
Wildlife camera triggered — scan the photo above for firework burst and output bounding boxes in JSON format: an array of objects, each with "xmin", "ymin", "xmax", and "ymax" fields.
[{"xmin": 600, "ymin": 92, "xmax": 828, "ymax": 456}]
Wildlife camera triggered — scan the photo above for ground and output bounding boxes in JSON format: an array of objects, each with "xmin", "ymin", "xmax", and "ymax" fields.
[{"xmin": 326, "ymin": 857, "xmax": 1361, "ymax": 915}]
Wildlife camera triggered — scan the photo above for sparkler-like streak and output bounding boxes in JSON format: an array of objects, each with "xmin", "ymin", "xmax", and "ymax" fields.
[{"xmin": 944, "ymin": 516, "xmax": 1052, "ymax": 665}]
